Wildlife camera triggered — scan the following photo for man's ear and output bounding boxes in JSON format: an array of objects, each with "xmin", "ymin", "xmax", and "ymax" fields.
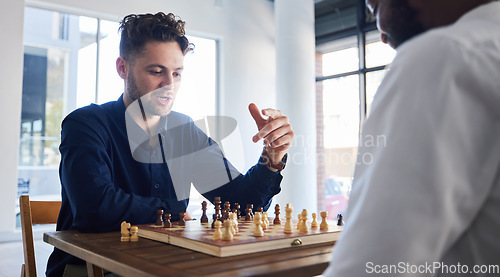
[{"xmin": 116, "ymin": 56, "xmax": 128, "ymax": 79}]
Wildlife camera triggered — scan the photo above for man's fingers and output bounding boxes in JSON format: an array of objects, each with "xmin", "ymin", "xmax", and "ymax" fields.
[
  {"xmin": 253, "ymin": 116, "xmax": 288, "ymax": 143},
  {"xmin": 268, "ymin": 144, "xmax": 291, "ymax": 153},
  {"xmin": 268, "ymin": 134, "xmax": 293, "ymax": 149},
  {"xmin": 262, "ymin": 108, "xmax": 282, "ymax": 119},
  {"xmin": 254, "ymin": 116, "xmax": 289, "ymax": 141},
  {"xmin": 262, "ymin": 125, "xmax": 292, "ymax": 146},
  {"xmin": 249, "ymin": 103, "xmax": 267, "ymax": 129},
  {"xmin": 254, "ymin": 118, "xmax": 294, "ymax": 147}
]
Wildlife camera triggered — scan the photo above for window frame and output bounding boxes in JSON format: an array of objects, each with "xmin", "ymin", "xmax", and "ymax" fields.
[{"xmin": 315, "ymin": 0, "xmax": 393, "ymax": 215}]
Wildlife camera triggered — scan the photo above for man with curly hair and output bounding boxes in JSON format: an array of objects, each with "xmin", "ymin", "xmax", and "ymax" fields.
[{"xmin": 46, "ymin": 12, "xmax": 294, "ymax": 276}]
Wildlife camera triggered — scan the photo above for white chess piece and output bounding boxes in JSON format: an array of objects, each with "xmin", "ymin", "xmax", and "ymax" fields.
[
  {"xmin": 121, "ymin": 221, "xmax": 131, "ymax": 241},
  {"xmin": 222, "ymin": 219, "xmax": 234, "ymax": 241},
  {"xmin": 130, "ymin": 226, "xmax": 139, "ymax": 242},
  {"xmin": 253, "ymin": 212, "xmax": 264, "ymax": 237},
  {"xmin": 299, "ymin": 209, "xmax": 309, "ymax": 233},
  {"xmin": 213, "ymin": 220, "xmax": 222, "ymax": 239},
  {"xmin": 320, "ymin": 211, "xmax": 329, "ymax": 231},
  {"xmin": 284, "ymin": 203, "xmax": 293, "ymax": 234},
  {"xmin": 231, "ymin": 213, "xmax": 239, "ymax": 234},
  {"xmin": 311, "ymin": 213, "xmax": 319, "ymax": 228},
  {"xmin": 263, "ymin": 212, "xmax": 269, "ymax": 230}
]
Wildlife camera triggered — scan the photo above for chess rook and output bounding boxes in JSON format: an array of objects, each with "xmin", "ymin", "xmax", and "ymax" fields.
[{"xmin": 320, "ymin": 211, "xmax": 329, "ymax": 231}]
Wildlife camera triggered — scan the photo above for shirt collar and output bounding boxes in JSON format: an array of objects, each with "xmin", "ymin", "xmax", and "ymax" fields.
[{"xmin": 123, "ymin": 95, "xmax": 169, "ymax": 154}]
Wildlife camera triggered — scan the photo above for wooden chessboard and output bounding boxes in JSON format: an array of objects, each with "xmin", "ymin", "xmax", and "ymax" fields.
[{"xmin": 137, "ymin": 218, "xmax": 342, "ymax": 257}]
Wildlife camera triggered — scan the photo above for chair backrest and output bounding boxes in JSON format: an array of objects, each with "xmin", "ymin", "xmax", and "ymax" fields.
[{"xmin": 20, "ymin": 195, "xmax": 61, "ymax": 277}]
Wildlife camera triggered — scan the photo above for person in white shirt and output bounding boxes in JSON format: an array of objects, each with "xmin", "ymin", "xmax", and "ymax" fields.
[{"xmin": 324, "ymin": 0, "xmax": 500, "ymax": 276}]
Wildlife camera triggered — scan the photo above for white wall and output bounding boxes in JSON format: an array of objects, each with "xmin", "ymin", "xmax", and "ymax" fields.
[
  {"xmin": 274, "ymin": 0, "xmax": 317, "ymax": 213},
  {"xmin": 0, "ymin": 0, "xmax": 281, "ymax": 237},
  {"xmin": 0, "ymin": 0, "xmax": 25, "ymax": 234}
]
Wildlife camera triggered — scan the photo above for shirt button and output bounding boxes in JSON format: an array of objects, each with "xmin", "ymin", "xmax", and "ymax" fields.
[{"xmin": 154, "ymin": 184, "xmax": 160, "ymax": 189}]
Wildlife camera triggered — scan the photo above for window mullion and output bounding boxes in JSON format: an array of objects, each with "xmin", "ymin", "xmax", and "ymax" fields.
[
  {"xmin": 357, "ymin": 0, "xmax": 367, "ymax": 130},
  {"xmin": 95, "ymin": 18, "xmax": 101, "ymax": 104}
]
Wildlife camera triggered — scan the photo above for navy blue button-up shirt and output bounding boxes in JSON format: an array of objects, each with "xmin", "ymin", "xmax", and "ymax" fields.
[{"xmin": 47, "ymin": 95, "xmax": 282, "ymax": 276}]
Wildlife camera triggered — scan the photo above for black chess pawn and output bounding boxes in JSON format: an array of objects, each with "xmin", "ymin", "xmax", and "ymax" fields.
[
  {"xmin": 211, "ymin": 214, "xmax": 218, "ymax": 228},
  {"xmin": 221, "ymin": 209, "xmax": 227, "ymax": 222},
  {"xmin": 179, "ymin": 212, "xmax": 186, "ymax": 226},
  {"xmin": 234, "ymin": 203, "xmax": 241, "ymax": 219},
  {"xmin": 164, "ymin": 213, "xmax": 172, "ymax": 228},
  {"xmin": 245, "ymin": 204, "xmax": 254, "ymax": 221}
]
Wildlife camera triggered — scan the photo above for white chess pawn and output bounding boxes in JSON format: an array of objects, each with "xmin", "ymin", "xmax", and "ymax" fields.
[
  {"xmin": 260, "ymin": 211, "xmax": 266, "ymax": 230},
  {"xmin": 253, "ymin": 212, "xmax": 264, "ymax": 237},
  {"xmin": 213, "ymin": 220, "xmax": 222, "ymax": 239},
  {"xmin": 284, "ymin": 203, "xmax": 293, "ymax": 234},
  {"xmin": 311, "ymin": 213, "xmax": 319, "ymax": 228},
  {"xmin": 130, "ymin": 226, "xmax": 139, "ymax": 242},
  {"xmin": 297, "ymin": 214, "xmax": 301, "ymax": 230},
  {"xmin": 222, "ymin": 219, "xmax": 234, "ymax": 241}
]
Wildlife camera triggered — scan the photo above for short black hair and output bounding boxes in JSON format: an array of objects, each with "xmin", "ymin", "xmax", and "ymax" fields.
[{"xmin": 119, "ymin": 12, "xmax": 194, "ymax": 62}]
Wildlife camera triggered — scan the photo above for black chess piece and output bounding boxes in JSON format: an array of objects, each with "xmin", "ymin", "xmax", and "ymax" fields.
[
  {"xmin": 164, "ymin": 213, "xmax": 172, "ymax": 228},
  {"xmin": 337, "ymin": 213, "xmax": 344, "ymax": 226},
  {"xmin": 245, "ymin": 204, "xmax": 254, "ymax": 221},
  {"xmin": 179, "ymin": 212, "xmax": 186, "ymax": 226},
  {"xmin": 234, "ymin": 203, "xmax": 241, "ymax": 219},
  {"xmin": 201, "ymin": 201, "xmax": 209, "ymax": 223},
  {"xmin": 156, "ymin": 209, "xmax": 164, "ymax": 226},
  {"xmin": 273, "ymin": 204, "xmax": 281, "ymax": 225}
]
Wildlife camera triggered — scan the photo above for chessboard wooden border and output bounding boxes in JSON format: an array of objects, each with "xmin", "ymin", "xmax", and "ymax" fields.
[{"xmin": 138, "ymin": 220, "xmax": 342, "ymax": 257}]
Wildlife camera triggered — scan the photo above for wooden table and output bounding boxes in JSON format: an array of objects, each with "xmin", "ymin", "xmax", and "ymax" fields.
[{"xmin": 44, "ymin": 230, "xmax": 335, "ymax": 277}]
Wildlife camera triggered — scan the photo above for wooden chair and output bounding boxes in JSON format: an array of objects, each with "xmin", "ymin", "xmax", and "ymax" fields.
[{"xmin": 20, "ymin": 195, "xmax": 61, "ymax": 277}]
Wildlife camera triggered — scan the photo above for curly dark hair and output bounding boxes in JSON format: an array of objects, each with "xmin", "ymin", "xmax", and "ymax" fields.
[{"xmin": 119, "ymin": 12, "xmax": 194, "ymax": 62}]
